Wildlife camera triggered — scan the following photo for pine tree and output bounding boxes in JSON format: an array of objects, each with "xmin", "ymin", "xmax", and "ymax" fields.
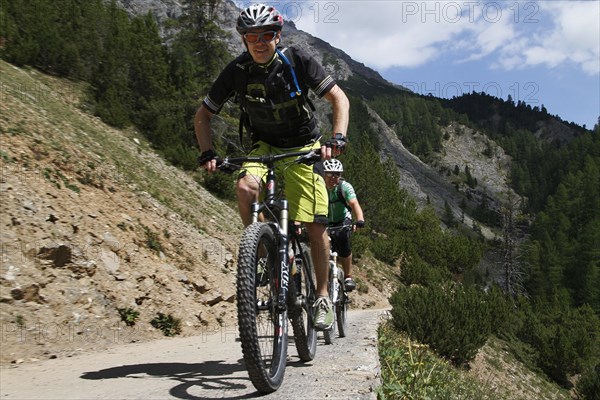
[
  {"xmin": 443, "ymin": 200, "xmax": 456, "ymax": 228},
  {"xmin": 91, "ymin": 1, "xmax": 133, "ymax": 127},
  {"xmin": 127, "ymin": 13, "xmax": 172, "ymax": 139}
]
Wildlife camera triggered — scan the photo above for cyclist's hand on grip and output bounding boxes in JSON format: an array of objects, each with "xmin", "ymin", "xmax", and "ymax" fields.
[
  {"xmin": 323, "ymin": 133, "xmax": 347, "ymax": 158},
  {"xmin": 198, "ymin": 149, "xmax": 218, "ymax": 173},
  {"xmin": 353, "ymin": 220, "xmax": 365, "ymax": 232}
]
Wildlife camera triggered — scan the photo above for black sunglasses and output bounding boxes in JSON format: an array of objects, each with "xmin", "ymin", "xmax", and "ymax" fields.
[
  {"xmin": 325, "ymin": 172, "xmax": 342, "ymax": 178},
  {"xmin": 243, "ymin": 30, "xmax": 278, "ymax": 44}
]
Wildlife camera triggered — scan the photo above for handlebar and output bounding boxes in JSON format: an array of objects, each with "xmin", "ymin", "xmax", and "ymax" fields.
[
  {"xmin": 215, "ymin": 149, "xmax": 321, "ymax": 172},
  {"xmin": 327, "ymin": 223, "xmax": 354, "ymax": 233},
  {"xmin": 327, "ymin": 220, "xmax": 365, "ymax": 234}
]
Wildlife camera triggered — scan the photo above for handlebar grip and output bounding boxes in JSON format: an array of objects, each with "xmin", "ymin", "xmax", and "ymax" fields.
[
  {"xmin": 216, "ymin": 157, "xmax": 242, "ymax": 173},
  {"xmin": 297, "ymin": 150, "xmax": 321, "ymax": 165}
]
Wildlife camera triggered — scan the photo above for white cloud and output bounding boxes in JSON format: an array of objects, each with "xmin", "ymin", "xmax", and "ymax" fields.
[
  {"xmin": 459, "ymin": 14, "xmax": 517, "ymax": 62},
  {"xmin": 293, "ymin": 1, "xmax": 470, "ymax": 69},
  {"xmin": 288, "ymin": 0, "xmax": 599, "ymax": 74},
  {"xmin": 522, "ymin": 1, "xmax": 600, "ymax": 74}
]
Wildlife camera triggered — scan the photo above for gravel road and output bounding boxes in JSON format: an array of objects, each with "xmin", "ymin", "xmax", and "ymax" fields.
[{"xmin": 1, "ymin": 309, "xmax": 387, "ymax": 399}]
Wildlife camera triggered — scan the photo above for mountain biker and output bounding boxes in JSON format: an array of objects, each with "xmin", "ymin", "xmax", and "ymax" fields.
[
  {"xmin": 195, "ymin": 3, "xmax": 350, "ymax": 331},
  {"xmin": 321, "ymin": 159, "xmax": 364, "ymax": 291}
]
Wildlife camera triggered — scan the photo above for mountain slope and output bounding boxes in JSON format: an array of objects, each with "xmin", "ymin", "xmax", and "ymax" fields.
[
  {"xmin": 366, "ymin": 105, "xmax": 500, "ymax": 238},
  {"xmin": 0, "ymin": 60, "xmax": 240, "ymax": 362}
]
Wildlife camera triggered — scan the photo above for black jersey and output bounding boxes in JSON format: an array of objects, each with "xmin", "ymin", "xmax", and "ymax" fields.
[{"xmin": 202, "ymin": 47, "xmax": 336, "ymax": 147}]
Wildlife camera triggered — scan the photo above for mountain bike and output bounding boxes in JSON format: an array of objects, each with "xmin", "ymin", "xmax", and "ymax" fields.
[
  {"xmin": 215, "ymin": 149, "xmax": 320, "ymax": 393},
  {"xmin": 322, "ymin": 223, "xmax": 352, "ymax": 344}
]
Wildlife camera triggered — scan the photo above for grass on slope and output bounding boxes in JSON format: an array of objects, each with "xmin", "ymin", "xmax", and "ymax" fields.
[
  {"xmin": 377, "ymin": 322, "xmax": 573, "ymax": 400},
  {"xmin": 0, "ymin": 60, "xmax": 241, "ymax": 239}
]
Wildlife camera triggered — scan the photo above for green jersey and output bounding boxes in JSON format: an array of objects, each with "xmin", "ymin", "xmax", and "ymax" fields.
[{"xmin": 327, "ymin": 180, "xmax": 356, "ymax": 224}]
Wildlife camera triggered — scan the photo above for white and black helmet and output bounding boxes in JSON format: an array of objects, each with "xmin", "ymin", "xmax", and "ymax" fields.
[
  {"xmin": 323, "ymin": 159, "xmax": 343, "ymax": 173},
  {"xmin": 236, "ymin": 3, "xmax": 284, "ymax": 34}
]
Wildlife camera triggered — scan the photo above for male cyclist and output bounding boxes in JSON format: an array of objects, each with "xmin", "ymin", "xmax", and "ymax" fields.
[
  {"xmin": 322, "ymin": 159, "xmax": 364, "ymax": 291},
  {"xmin": 195, "ymin": 3, "xmax": 350, "ymax": 331}
]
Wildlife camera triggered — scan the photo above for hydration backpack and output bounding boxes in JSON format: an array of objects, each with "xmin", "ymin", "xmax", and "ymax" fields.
[
  {"xmin": 336, "ymin": 180, "xmax": 351, "ymax": 212},
  {"xmin": 234, "ymin": 47, "xmax": 316, "ymax": 149}
]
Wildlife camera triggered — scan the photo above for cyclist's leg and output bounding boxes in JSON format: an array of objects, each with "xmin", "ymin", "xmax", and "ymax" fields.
[
  {"xmin": 337, "ymin": 222, "xmax": 355, "ymax": 291},
  {"xmin": 237, "ymin": 142, "xmax": 269, "ymax": 226},
  {"xmin": 237, "ymin": 174, "xmax": 262, "ymax": 226},
  {"xmin": 305, "ymin": 222, "xmax": 329, "ymax": 298}
]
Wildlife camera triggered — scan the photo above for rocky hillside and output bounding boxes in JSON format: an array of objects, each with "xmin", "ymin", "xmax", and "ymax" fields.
[{"xmin": 0, "ymin": 60, "xmax": 394, "ymax": 364}]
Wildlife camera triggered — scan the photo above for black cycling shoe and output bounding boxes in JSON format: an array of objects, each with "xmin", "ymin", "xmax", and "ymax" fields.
[{"xmin": 344, "ymin": 277, "xmax": 356, "ymax": 292}]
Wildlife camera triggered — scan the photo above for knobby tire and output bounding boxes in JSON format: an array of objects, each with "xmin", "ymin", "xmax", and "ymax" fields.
[{"xmin": 237, "ymin": 222, "xmax": 287, "ymax": 393}]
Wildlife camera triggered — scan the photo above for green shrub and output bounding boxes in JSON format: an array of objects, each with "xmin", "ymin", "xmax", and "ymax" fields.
[
  {"xmin": 576, "ymin": 362, "xmax": 600, "ymax": 400},
  {"xmin": 399, "ymin": 256, "xmax": 451, "ymax": 286},
  {"xmin": 142, "ymin": 225, "xmax": 163, "ymax": 254},
  {"xmin": 521, "ymin": 301, "xmax": 600, "ymax": 387},
  {"xmin": 350, "ymin": 231, "xmax": 369, "ymax": 259},
  {"xmin": 150, "ymin": 312, "xmax": 181, "ymax": 337},
  {"xmin": 390, "ymin": 282, "xmax": 497, "ymax": 366},
  {"xmin": 117, "ymin": 307, "xmax": 139, "ymax": 327},
  {"xmin": 202, "ymin": 172, "xmax": 236, "ymax": 200}
]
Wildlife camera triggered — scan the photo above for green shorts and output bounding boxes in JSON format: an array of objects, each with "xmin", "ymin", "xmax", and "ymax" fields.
[{"xmin": 240, "ymin": 141, "xmax": 328, "ymax": 224}]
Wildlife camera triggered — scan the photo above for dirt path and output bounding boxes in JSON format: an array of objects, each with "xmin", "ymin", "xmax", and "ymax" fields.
[{"xmin": 1, "ymin": 309, "xmax": 387, "ymax": 399}]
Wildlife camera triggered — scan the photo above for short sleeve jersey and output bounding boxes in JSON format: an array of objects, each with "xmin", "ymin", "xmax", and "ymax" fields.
[
  {"xmin": 202, "ymin": 47, "xmax": 336, "ymax": 115},
  {"xmin": 327, "ymin": 180, "xmax": 356, "ymax": 224}
]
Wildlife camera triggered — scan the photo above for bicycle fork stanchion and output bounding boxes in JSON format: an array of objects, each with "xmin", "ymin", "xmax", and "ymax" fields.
[
  {"xmin": 277, "ymin": 200, "xmax": 289, "ymax": 312},
  {"xmin": 330, "ymin": 253, "xmax": 341, "ymax": 303},
  {"xmin": 257, "ymin": 167, "xmax": 291, "ymax": 312}
]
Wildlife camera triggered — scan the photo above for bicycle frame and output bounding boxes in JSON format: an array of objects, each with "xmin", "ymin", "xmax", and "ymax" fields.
[{"xmin": 219, "ymin": 150, "xmax": 320, "ymax": 312}]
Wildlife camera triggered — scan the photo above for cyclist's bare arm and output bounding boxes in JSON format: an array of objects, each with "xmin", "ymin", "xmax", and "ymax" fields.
[
  {"xmin": 323, "ymin": 84, "xmax": 349, "ymax": 136},
  {"xmin": 321, "ymin": 84, "xmax": 350, "ymax": 159},
  {"xmin": 195, "ymin": 104, "xmax": 218, "ymax": 172},
  {"xmin": 348, "ymin": 198, "xmax": 365, "ymax": 232}
]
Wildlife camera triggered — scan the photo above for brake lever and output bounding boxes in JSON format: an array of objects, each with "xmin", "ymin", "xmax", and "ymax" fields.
[
  {"xmin": 217, "ymin": 158, "xmax": 241, "ymax": 174},
  {"xmin": 297, "ymin": 150, "xmax": 321, "ymax": 165}
]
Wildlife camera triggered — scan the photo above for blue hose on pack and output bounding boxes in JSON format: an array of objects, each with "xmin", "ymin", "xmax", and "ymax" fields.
[{"xmin": 276, "ymin": 48, "xmax": 302, "ymax": 98}]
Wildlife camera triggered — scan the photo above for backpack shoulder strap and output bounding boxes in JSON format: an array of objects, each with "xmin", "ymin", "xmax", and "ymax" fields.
[
  {"xmin": 234, "ymin": 53, "xmax": 253, "ymax": 150},
  {"xmin": 279, "ymin": 47, "xmax": 316, "ymax": 111},
  {"xmin": 337, "ymin": 180, "xmax": 351, "ymax": 212},
  {"xmin": 277, "ymin": 47, "xmax": 302, "ymax": 98}
]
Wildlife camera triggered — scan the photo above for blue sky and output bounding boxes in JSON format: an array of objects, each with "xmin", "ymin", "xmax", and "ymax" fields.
[{"xmin": 233, "ymin": 1, "xmax": 600, "ymax": 129}]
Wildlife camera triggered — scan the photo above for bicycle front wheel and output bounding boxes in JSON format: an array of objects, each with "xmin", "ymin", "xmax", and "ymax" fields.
[{"xmin": 237, "ymin": 222, "xmax": 288, "ymax": 393}]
